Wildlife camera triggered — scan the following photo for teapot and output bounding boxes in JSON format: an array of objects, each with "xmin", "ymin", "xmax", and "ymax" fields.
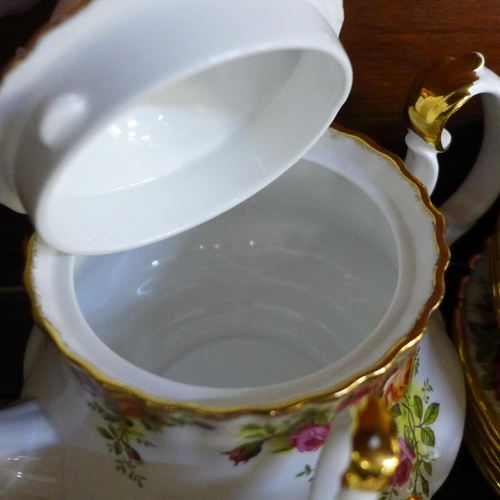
[{"xmin": 0, "ymin": 1, "xmax": 493, "ymax": 499}]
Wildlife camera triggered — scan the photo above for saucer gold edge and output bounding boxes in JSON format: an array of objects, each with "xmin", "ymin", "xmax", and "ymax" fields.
[
  {"xmin": 452, "ymin": 247, "xmax": 500, "ymax": 439},
  {"xmin": 465, "ymin": 429, "xmax": 500, "ymax": 495},
  {"xmin": 466, "ymin": 392, "xmax": 500, "ymax": 450},
  {"xmin": 466, "ymin": 399, "xmax": 500, "ymax": 459},
  {"xmin": 453, "ymin": 243, "xmax": 500, "ymax": 492}
]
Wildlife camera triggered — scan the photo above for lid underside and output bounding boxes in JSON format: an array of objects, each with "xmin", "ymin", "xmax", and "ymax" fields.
[{"xmin": 1, "ymin": 0, "xmax": 351, "ymax": 255}]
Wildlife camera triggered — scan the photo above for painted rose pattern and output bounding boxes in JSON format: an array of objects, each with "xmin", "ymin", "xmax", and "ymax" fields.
[
  {"xmin": 223, "ymin": 441, "xmax": 263, "ymax": 465},
  {"xmin": 384, "ymin": 351, "xmax": 415, "ymax": 408},
  {"xmin": 223, "ymin": 407, "xmax": 335, "ymax": 466},
  {"xmin": 293, "ymin": 350, "xmax": 441, "ymax": 500},
  {"xmin": 390, "ymin": 437, "xmax": 416, "ymax": 487},
  {"xmin": 222, "ymin": 352, "xmax": 418, "ymax": 468},
  {"xmin": 289, "ymin": 423, "xmax": 330, "ymax": 452},
  {"xmin": 70, "ymin": 346, "xmax": 435, "ymax": 492},
  {"xmin": 378, "ymin": 349, "xmax": 440, "ymax": 500},
  {"xmin": 86, "ymin": 386, "xmax": 214, "ymax": 487}
]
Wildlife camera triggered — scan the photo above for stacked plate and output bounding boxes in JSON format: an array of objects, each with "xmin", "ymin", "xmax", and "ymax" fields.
[{"xmin": 453, "ymin": 237, "xmax": 500, "ymax": 494}]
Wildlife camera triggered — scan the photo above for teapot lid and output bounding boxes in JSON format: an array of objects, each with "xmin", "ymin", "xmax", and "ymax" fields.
[{"xmin": 0, "ymin": 0, "xmax": 351, "ymax": 255}]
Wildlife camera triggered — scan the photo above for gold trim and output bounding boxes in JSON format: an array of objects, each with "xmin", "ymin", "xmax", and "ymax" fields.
[
  {"xmin": 466, "ymin": 389, "xmax": 500, "ymax": 452},
  {"xmin": 465, "ymin": 421, "xmax": 500, "ymax": 494},
  {"xmin": 406, "ymin": 53, "xmax": 483, "ymax": 152},
  {"xmin": 24, "ymin": 125, "xmax": 449, "ymax": 419},
  {"xmin": 343, "ymin": 396, "xmax": 399, "ymax": 491}
]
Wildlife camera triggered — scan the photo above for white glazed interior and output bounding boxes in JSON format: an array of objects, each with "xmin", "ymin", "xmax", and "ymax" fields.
[
  {"xmin": 73, "ymin": 159, "xmax": 398, "ymax": 389},
  {"xmin": 29, "ymin": 128, "xmax": 443, "ymax": 409}
]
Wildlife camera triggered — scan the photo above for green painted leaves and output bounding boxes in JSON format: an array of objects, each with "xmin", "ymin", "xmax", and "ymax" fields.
[
  {"xmin": 423, "ymin": 403, "xmax": 440, "ymax": 425},
  {"xmin": 414, "ymin": 395, "xmax": 423, "ymax": 420},
  {"xmin": 379, "ymin": 351, "xmax": 441, "ymax": 500},
  {"xmin": 421, "ymin": 426, "xmax": 436, "ymax": 447},
  {"xmin": 89, "ymin": 398, "xmax": 211, "ymax": 487},
  {"xmin": 226, "ymin": 408, "xmax": 334, "ymax": 466}
]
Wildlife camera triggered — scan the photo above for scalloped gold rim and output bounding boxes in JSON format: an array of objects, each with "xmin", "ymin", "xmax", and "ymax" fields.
[{"xmin": 23, "ymin": 124, "xmax": 449, "ymax": 419}]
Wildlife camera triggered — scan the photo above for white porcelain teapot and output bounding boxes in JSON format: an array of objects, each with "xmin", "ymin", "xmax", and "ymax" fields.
[{"xmin": 0, "ymin": 2, "xmax": 494, "ymax": 499}]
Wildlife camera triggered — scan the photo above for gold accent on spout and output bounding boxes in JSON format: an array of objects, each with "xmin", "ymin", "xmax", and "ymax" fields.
[
  {"xmin": 407, "ymin": 52, "xmax": 483, "ymax": 152},
  {"xmin": 343, "ymin": 396, "xmax": 400, "ymax": 491}
]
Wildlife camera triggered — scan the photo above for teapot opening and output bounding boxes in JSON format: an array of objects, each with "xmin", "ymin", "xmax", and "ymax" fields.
[{"xmin": 73, "ymin": 159, "xmax": 399, "ymax": 389}]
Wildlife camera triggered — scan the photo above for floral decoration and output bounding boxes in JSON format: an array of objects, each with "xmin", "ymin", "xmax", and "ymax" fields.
[
  {"xmin": 290, "ymin": 350, "xmax": 440, "ymax": 500},
  {"xmin": 221, "ymin": 374, "xmax": 400, "ymax": 467},
  {"xmin": 71, "ymin": 343, "xmax": 418, "ymax": 489},
  {"xmin": 88, "ymin": 392, "xmax": 213, "ymax": 487},
  {"xmin": 289, "ymin": 422, "xmax": 330, "ymax": 452},
  {"xmin": 378, "ymin": 349, "xmax": 440, "ymax": 500},
  {"xmin": 223, "ymin": 407, "xmax": 334, "ymax": 465}
]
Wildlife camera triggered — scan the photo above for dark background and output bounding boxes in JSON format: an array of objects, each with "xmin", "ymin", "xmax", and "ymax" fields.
[{"xmin": 0, "ymin": 1, "xmax": 499, "ymax": 497}]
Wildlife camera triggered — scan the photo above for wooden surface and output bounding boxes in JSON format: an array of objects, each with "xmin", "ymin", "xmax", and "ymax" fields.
[
  {"xmin": 0, "ymin": 0, "xmax": 499, "ymax": 497},
  {"xmin": 338, "ymin": 0, "xmax": 500, "ymax": 158}
]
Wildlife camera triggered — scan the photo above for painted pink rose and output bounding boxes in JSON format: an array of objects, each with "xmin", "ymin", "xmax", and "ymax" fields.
[
  {"xmin": 289, "ymin": 423, "xmax": 330, "ymax": 452},
  {"xmin": 390, "ymin": 438, "xmax": 416, "ymax": 487}
]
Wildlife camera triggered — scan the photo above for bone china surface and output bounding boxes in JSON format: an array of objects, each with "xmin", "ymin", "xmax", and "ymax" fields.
[
  {"xmin": 0, "ymin": 0, "xmax": 351, "ymax": 255},
  {"xmin": 21, "ymin": 126, "xmax": 447, "ymax": 498},
  {"xmin": 22, "ymin": 124, "xmax": 447, "ymax": 498},
  {"xmin": 0, "ymin": 315, "xmax": 463, "ymax": 500},
  {"xmin": 26, "ymin": 127, "xmax": 446, "ymax": 412},
  {"xmin": 2, "ymin": 2, "xmax": 493, "ymax": 498}
]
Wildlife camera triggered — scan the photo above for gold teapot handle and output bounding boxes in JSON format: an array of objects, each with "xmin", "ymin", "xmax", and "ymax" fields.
[
  {"xmin": 404, "ymin": 52, "xmax": 500, "ymax": 245},
  {"xmin": 406, "ymin": 52, "xmax": 482, "ymax": 152}
]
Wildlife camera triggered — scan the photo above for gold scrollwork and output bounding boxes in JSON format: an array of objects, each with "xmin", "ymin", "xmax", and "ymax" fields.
[{"xmin": 407, "ymin": 52, "xmax": 483, "ymax": 152}]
